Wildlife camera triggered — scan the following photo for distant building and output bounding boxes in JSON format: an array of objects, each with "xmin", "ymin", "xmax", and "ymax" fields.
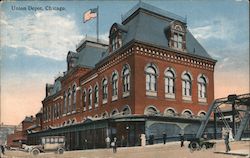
[
  {"xmin": 6, "ymin": 112, "xmax": 42, "ymax": 148},
  {"xmin": 0, "ymin": 123, "xmax": 16, "ymax": 145},
  {"xmin": 27, "ymin": 2, "xmax": 219, "ymax": 150}
]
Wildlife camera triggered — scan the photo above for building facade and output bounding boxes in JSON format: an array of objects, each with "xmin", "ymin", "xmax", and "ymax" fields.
[
  {"xmin": 0, "ymin": 124, "xmax": 16, "ymax": 145},
  {"xmin": 27, "ymin": 2, "xmax": 219, "ymax": 150},
  {"xmin": 6, "ymin": 115, "xmax": 41, "ymax": 148}
]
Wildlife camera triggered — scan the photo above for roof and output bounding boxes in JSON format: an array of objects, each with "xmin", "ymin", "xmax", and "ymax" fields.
[
  {"xmin": 115, "ymin": 2, "xmax": 213, "ymax": 60},
  {"xmin": 67, "ymin": 37, "xmax": 109, "ymax": 68},
  {"xmin": 122, "ymin": 1, "xmax": 186, "ymax": 24},
  {"xmin": 77, "ymin": 42, "xmax": 108, "ymax": 67}
]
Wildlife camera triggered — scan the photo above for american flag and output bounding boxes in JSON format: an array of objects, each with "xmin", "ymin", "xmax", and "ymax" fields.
[{"xmin": 83, "ymin": 8, "xmax": 98, "ymax": 23}]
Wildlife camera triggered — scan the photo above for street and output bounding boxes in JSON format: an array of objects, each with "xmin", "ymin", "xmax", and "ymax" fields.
[{"xmin": 1, "ymin": 140, "xmax": 249, "ymax": 158}]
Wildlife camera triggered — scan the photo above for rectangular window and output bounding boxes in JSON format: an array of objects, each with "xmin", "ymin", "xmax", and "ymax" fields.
[{"xmin": 173, "ymin": 33, "xmax": 183, "ymax": 49}]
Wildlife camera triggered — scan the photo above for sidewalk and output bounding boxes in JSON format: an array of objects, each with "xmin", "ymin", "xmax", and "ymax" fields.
[{"xmin": 214, "ymin": 149, "xmax": 249, "ymax": 157}]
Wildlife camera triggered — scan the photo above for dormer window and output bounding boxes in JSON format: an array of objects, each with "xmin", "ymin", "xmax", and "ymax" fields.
[
  {"xmin": 109, "ymin": 23, "xmax": 126, "ymax": 53},
  {"xmin": 174, "ymin": 33, "xmax": 183, "ymax": 49},
  {"xmin": 67, "ymin": 51, "xmax": 78, "ymax": 71},
  {"xmin": 111, "ymin": 34, "xmax": 122, "ymax": 51},
  {"xmin": 167, "ymin": 22, "xmax": 186, "ymax": 51}
]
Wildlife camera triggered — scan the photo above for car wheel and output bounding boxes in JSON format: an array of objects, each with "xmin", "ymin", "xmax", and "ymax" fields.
[
  {"xmin": 31, "ymin": 148, "xmax": 40, "ymax": 156},
  {"xmin": 57, "ymin": 148, "xmax": 64, "ymax": 154},
  {"xmin": 201, "ymin": 144, "xmax": 207, "ymax": 150},
  {"xmin": 190, "ymin": 141, "xmax": 199, "ymax": 151}
]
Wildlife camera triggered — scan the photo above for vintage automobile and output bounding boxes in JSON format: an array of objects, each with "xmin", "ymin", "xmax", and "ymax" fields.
[
  {"xmin": 188, "ymin": 138, "xmax": 216, "ymax": 152},
  {"xmin": 30, "ymin": 136, "xmax": 65, "ymax": 155}
]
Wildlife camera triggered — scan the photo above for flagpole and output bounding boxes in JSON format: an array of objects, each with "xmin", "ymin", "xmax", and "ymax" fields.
[{"xmin": 97, "ymin": 5, "xmax": 99, "ymax": 42}]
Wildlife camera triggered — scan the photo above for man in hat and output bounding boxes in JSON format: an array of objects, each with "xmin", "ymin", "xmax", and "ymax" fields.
[{"xmin": 224, "ymin": 131, "xmax": 231, "ymax": 152}]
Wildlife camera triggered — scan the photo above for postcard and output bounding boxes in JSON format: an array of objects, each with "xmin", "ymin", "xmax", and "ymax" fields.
[{"xmin": 0, "ymin": 0, "xmax": 249, "ymax": 157}]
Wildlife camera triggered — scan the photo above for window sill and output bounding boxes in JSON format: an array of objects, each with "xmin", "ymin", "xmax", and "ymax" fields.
[
  {"xmin": 172, "ymin": 47, "xmax": 185, "ymax": 52},
  {"xmin": 102, "ymin": 99, "xmax": 107, "ymax": 104},
  {"xmin": 182, "ymin": 96, "xmax": 192, "ymax": 101},
  {"xmin": 94, "ymin": 103, "xmax": 99, "ymax": 108},
  {"xmin": 123, "ymin": 92, "xmax": 130, "ymax": 98},
  {"xmin": 165, "ymin": 93, "xmax": 175, "ymax": 99},
  {"xmin": 112, "ymin": 95, "xmax": 118, "ymax": 101},
  {"xmin": 146, "ymin": 91, "xmax": 157, "ymax": 97},
  {"xmin": 198, "ymin": 98, "xmax": 207, "ymax": 103}
]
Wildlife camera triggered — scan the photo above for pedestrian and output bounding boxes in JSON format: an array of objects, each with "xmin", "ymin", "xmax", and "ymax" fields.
[
  {"xmin": 105, "ymin": 136, "xmax": 111, "ymax": 148},
  {"xmin": 180, "ymin": 134, "xmax": 184, "ymax": 147},
  {"xmin": 224, "ymin": 131, "xmax": 231, "ymax": 152},
  {"xmin": 140, "ymin": 134, "xmax": 146, "ymax": 147},
  {"xmin": 1, "ymin": 145, "xmax": 5, "ymax": 155},
  {"xmin": 149, "ymin": 135, "xmax": 154, "ymax": 145},
  {"xmin": 203, "ymin": 133, "xmax": 208, "ymax": 140},
  {"xmin": 111, "ymin": 137, "xmax": 117, "ymax": 153},
  {"xmin": 163, "ymin": 132, "xmax": 167, "ymax": 144}
]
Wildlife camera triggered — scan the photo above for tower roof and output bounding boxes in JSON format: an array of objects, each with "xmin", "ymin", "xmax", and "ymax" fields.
[{"xmin": 112, "ymin": 2, "xmax": 214, "ymax": 60}]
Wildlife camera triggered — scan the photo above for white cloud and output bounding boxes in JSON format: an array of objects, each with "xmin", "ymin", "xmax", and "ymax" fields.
[
  {"xmin": 189, "ymin": 17, "xmax": 235, "ymax": 41},
  {"xmin": 1, "ymin": 11, "xmax": 83, "ymax": 60},
  {"xmin": 99, "ymin": 32, "xmax": 109, "ymax": 41}
]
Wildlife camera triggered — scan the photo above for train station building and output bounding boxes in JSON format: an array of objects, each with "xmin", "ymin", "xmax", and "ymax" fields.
[{"xmin": 27, "ymin": 2, "xmax": 221, "ymax": 150}]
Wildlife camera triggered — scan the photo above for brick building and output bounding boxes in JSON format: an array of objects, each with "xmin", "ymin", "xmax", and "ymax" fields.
[
  {"xmin": 6, "ymin": 115, "xmax": 40, "ymax": 148},
  {"xmin": 28, "ymin": 2, "xmax": 219, "ymax": 150}
]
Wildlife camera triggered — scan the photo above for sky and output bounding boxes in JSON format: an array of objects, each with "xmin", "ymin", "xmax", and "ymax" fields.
[{"xmin": 0, "ymin": 0, "xmax": 249, "ymax": 125}]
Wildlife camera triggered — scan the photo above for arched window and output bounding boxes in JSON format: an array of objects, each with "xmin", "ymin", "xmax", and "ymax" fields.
[
  {"xmin": 44, "ymin": 107, "xmax": 47, "ymax": 121},
  {"xmin": 199, "ymin": 111, "xmax": 206, "ymax": 118},
  {"xmin": 94, "ymin": 85, "xmax": 99, "ymax": 107},
  {"xmin": 111, "ymin": 35, "xmax": 122, "ymax": 51},
  {"xmin": 182, "ymin": 110, "xmax": 192, "ymax": 118},
  {"xmin": 48, "ymin": 106, "xmax": 50, "ymax": 120},
  {"xmin": 110, "ymin": 109, "xmax": 119, "ymax": 116},
  {"xmin": 43, "ymin": 108, "xmax": 46, "ymax": 121},
  {"xmin": 82, "ymin": 90, "xmax": 87, "ymax": 111},
  {"xmin": 102, "ymin": 111, "xmax": 109, "ymax": 118},
  {"xmin": 109, "ymin": 24, "xmax": 123, "ymax": 52},
  {"xmin": 121, "ymin": 105, "xmax": 131, "ymax": 116},
  {"xmin": 144, "ymin": 106, "xmax": 159, "ymax": 115},
  {"xmin": 67, "ymin": 89, "xmax": 71, "ymax": 113},
  {"xmin": 165, "ymin": 68, "xmax": 175, "ymax": 98},
  {"xmin": 145, "ymin": 65, "xmax": 157, "ymax": 92},
  {"xmin": 164, "ymin": 108, "xmax": 176, "ymax": 116},
  {"xmin": 167, "ymin": 22, "xmax": 186, "ymax": 51},
  {"xmin": 112, "ymin": 72, "xmax": 118, "ymax": 97},
  {"xmin": 198, "ymin": 75, "xmax": 207, "ymax": 100},
  {"xmin": 72, "ymin": 119, "xmax": 76, "ymax": 124},
  {"xmin": 88, "ymin": 87, "xmax": 92, "ymax": 110},
  {"xmin": 182, "ymin": 72, "xmax": 192, "ymax": 100},
  {"xmin": 122, "ymin": 65, "xmax": 130, "ymax": 95},
  {"xmin": 53, "ymin": 104, "xmax": 56, "ymax": 119},
  {"xmin": 57, "ymin": 103, "xmax": 60, "ymax": 118},
  {"xmin": 72, "ymin": 85, "xmax": 76, "ymax": 112},
  {"xmin": 102, "ymin": 78, "xmax": 108, "ymax": 103},
  {"xmin": 64, "ymin": 92, "xmax": 67, "ymax": 114}
]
